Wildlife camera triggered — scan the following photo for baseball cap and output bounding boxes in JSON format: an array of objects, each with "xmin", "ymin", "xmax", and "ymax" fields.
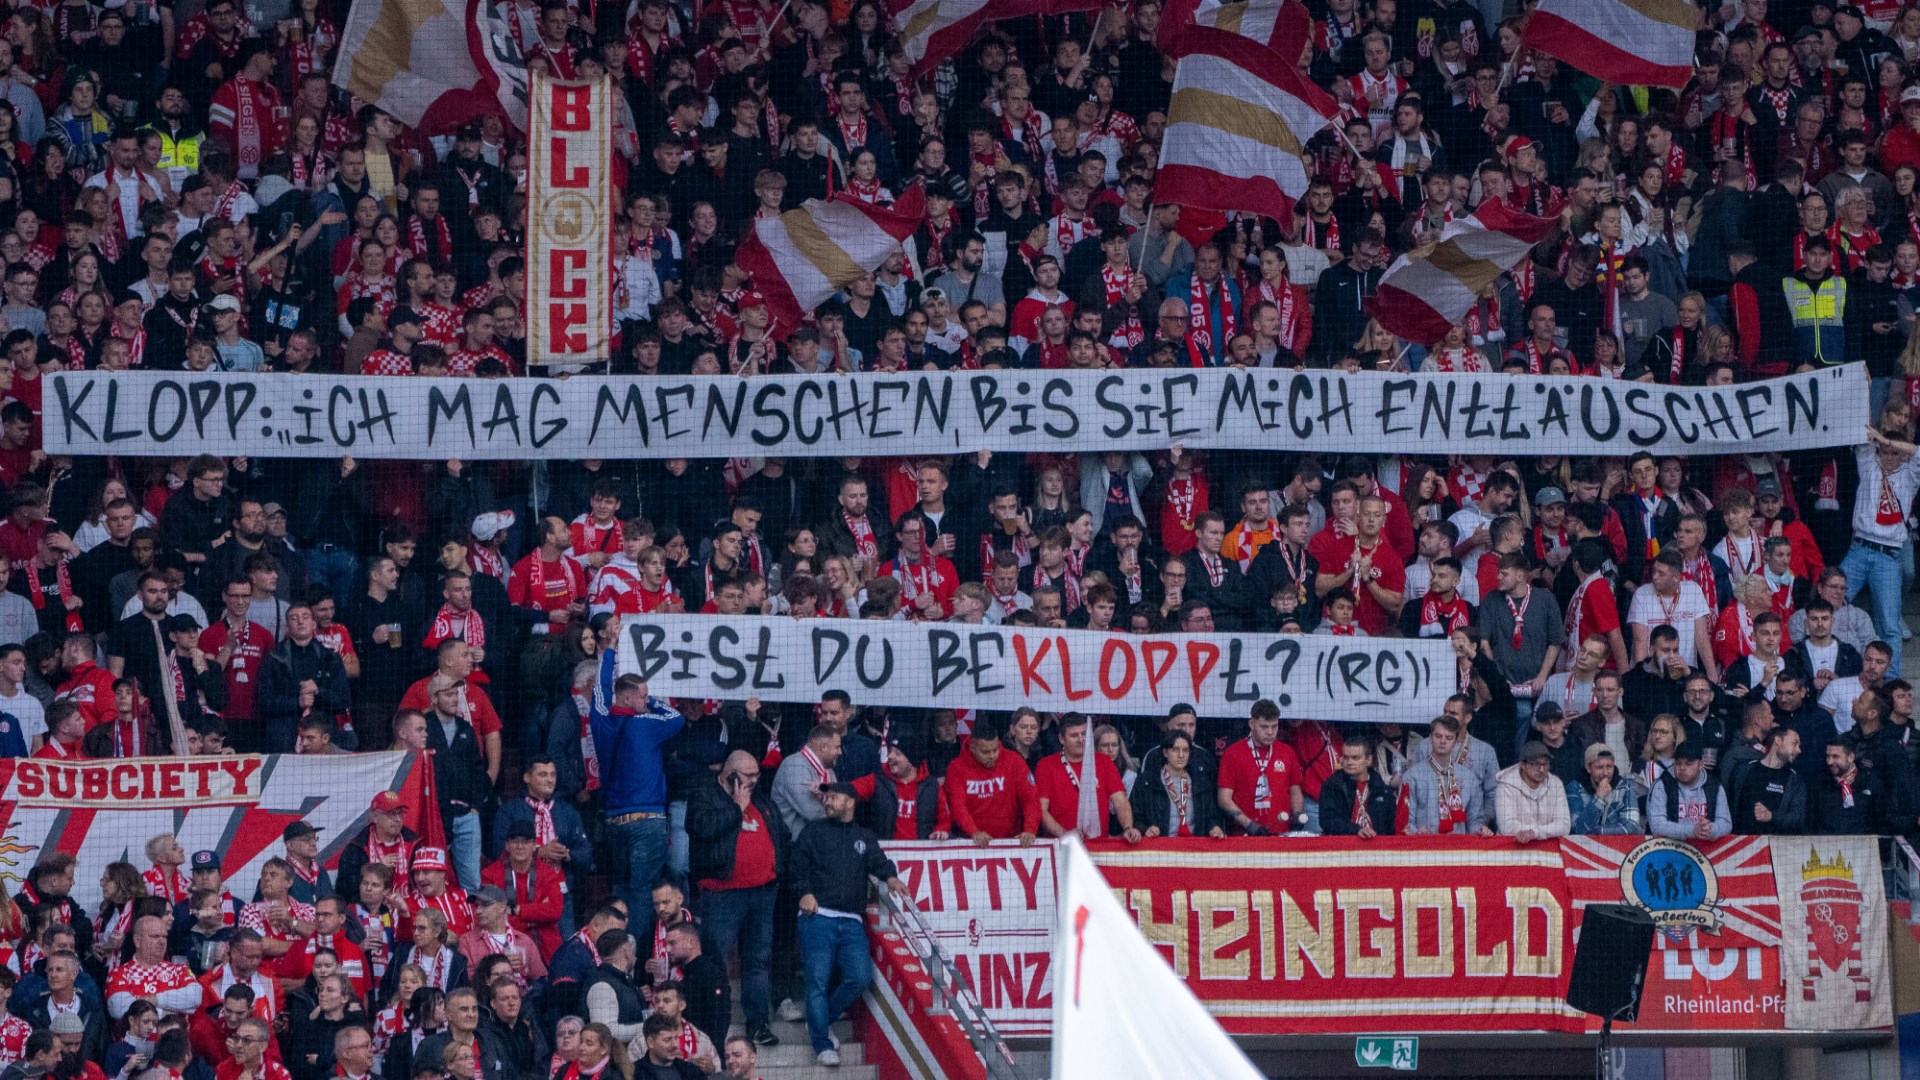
[
  {"xmin": 505, "ymin": 821, "xmax": 538, "ymax": 841},
  {"xmin": 191, "ymin": 850, "xmax": 220, "ymax": 872},
  {"xmin": 412, "ymin": 846, "xmax": 449, "ymax": 872},
  {"xmin": 1756, "ymin": 477, "xmax": 1783, "ymax": 499},
  {"xmin": 370, "ymin": 790, "xmax": 406, "ymax": 814},
  {"xmin": 1535, "ymin": 486, "xmax": 1567, "ymax": 508},
  {"xmin": 1901, "ymin": 86, "xmax": 1920, "ymax": 105},
  {"xmin": 820, "ymin": 781, "xmax": 860, "ymax": 798},
  {"xmin": 738, "ymin": 290, "xmax": 767, "ymax": 310},
  {"xmin": 1519, "ymin": 741, "xmax": 1553, "ymax": 764},
  {"xmin": 473, "ymin": 885, "xmax": 511, "ymax": 906},
  {"xmin": 260, "ymin": 501, "xmax": 286, "ymax": 519},
  {"xmin": 283, "ymin": 821, "xmax": 320, "ymax": 841},
  {"xmin": 1531, "ymin": 701, "xmax": 1565, "ymax": 727},
  {"xmin": 388, "ymin": 306, "xmax": 423, "ymax": 328},
  {"xmin": 167, "ymin": 613, "xmax": 203, "ymax": 635},
  {"xmin": 428, "ymin": 673, "xmax": 462, "ymax": 695},
  {"xmin": 1504, "ymin": 135, "xmax": 1535, "ymax": 156},
  {"xmin": 1584, "ymin": 744, "xmax": 1614, "ymax": 766},
  {"xmin": 207, "ymin": 294, "xmax": 242, "ymax": 313},
  {"xmin": 471, "ymin": 510, "xmax": 515, "ymax": 542}
]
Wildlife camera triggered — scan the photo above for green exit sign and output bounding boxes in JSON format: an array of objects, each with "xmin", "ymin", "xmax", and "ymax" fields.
[{"xmin": 1354, "ymin": 1036, "xmax": 1418, "ymax": 1071}]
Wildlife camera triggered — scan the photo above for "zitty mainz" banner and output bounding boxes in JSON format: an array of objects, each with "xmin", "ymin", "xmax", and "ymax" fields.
[{"xmin": 43, "ymin": 367, "xmax": 1865, "ymax": 460}]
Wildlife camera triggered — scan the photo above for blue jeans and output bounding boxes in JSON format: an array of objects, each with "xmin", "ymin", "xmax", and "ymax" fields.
[
  {"xmin": 305, "ymin": 545, "xmax": 359, "ymax": 600},
  {"xmin": 447, "ymin": 810, "xmax": 482, "ymax": 891},
  {"xmin": 701, "ymin": 882, "xmax": 776, "ymax": 1028},
  {"xmin": 609, "ymin": 815, "xmax": 670, "ymax": 941},
  {"xmin": 1300, "ymin": 796, "xmax": 1320, "ymax": 834},
  {"xmin": 1843, "ymin": 542, "xmax": 1906, "ymax": 677},
  {"xmin": 798, "ymin": 913, "xmax": 871, "ymax": 1052}
]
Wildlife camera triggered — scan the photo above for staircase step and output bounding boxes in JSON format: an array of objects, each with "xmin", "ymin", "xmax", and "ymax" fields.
[
  {"xmin": 756, "ymin": 1064, "xmax": 879, "ymax": 1080},
  {"xmin": 754, "ymin": 1041, "xmax": 866, "ymax": 1067}
]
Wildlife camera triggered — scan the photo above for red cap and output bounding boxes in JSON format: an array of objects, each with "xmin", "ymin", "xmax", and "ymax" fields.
[
  {"xmin": 738, "ymin": 290, "xmax": 768, "ymax": 310},
  {"xmin": 370, "ymin": 791, "xmax": 405, "ymax": 814},
  {"xmin": 411, "ymin": 847, "xmax": 449, "ymax": 873},
  {"xmin": 1503, "ymin": 135, "xmax": 1535, "ymax": 157}
]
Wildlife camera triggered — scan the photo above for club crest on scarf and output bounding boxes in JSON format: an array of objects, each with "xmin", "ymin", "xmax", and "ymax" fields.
[{"xmin": 1619, "ymin": 837, "xmax": 1722, "ymax": 942}]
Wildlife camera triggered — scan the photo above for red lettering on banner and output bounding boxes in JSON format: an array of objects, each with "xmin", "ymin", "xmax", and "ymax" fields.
[
  {"xmin": 549, "ymin": 304, "xmax": 588, "ymax": 353},
  {"xmin": 11, "ymin": 758, "xmax": 266, "ymax": 805},
  {"xmin": 1142, "ymin": 640, "xmax": 1177, "ymax": 699},
  {"xmin": 547, "ymin": 139, "xmax": 589, "ymax": 188},
  {"xmin": 550, "ymin": 250, "xmax": 588, "ymax": 298},
  {"xmin": 1055, "ymin": 638, "xmax": 1092, "ymax": 701},
  {"xmin": 1012, "ymin": 635, "xmax": 1054, "ymax": 695},
  {"xmin": 1098, "ymin": 638, "xmax": 1137, "ymax": 699},
  {"xmin": 1185, "ymin": 641, "xmax": 1220, "ymax": 695},
  {"xmin": 552, "ymin": 83, "xmax": 593, "ymax": 130}
]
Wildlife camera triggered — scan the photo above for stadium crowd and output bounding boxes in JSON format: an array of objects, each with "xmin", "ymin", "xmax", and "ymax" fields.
[{"xmin": 0, "ymin": 0, "xmax": 1914, "ymax": 1070}]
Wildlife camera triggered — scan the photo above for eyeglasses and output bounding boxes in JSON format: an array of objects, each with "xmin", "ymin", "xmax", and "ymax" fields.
[{"xmin": 229, "ymin": 1036, "xmax": 265, "ymax": 1045}]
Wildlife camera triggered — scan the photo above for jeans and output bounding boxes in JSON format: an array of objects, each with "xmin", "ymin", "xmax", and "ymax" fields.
[
  {"xmin": 1300, "ymin": 796, "xmax": 1320, "ymax": 834},
  {"xmin": 701, "ymin": 882, "xmax": 776, "ymax": 1028},
  {"xmin": 1843, "ymin": 541, "xmax": 1906, "ymax": 677},
  {"xmin": 798, "ymin": 913, "xmax": 872, "ymax": 1052},
  {"xmin": 305, "ymin": 545, "xmax": 359, "ymax": 600},
  {"xmin": 447, "ymin": 810, "xmax": 482, "ymax": 891},
  {"xmin": 609, "ymin": 814, "xmax": 670, "ymax": 941}
]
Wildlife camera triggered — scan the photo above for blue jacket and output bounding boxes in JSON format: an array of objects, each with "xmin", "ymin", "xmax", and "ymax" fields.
[
  {"xmin": 588, "ymin": 653, "xmax": 684, "ymax": 816},
  {"xmin": 1164, "ymin": 272, "xmax": 1243, "ymax": 364}
]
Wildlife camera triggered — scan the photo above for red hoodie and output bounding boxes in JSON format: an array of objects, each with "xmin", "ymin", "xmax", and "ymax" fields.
[
  {"xmin": 56, "ymin": 660, "xmax": 116, "ymax": 729},
  {"xmin": 942, "ymin": 742, "xmax": 1041, "ymax": 839}
]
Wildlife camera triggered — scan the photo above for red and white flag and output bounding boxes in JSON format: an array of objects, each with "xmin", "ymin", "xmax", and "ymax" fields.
[
  {"xmin": 1153, "ymin": 0, "xmax": 1336, "ymax": 232},
  {"xmin": 893, "ymin": 0, "xmax": 1001, "ymax": 73},
  {"xmin": 525, "ymin": 73, "xmax": 614, "ymax": 367},
  {"xmin": 1525, "ymin": 0, "xmax": 1698, "ymax": 88},
  {"xmin": 333, "ymin": 0, "xmax": 527, "ymax": 131},
  {"xmin": 1367, "ymin": 198, "xmax": 1561, "ymax": 346},
  {"xmin": 734, "ymin": 185, "xmax": 928, "ymax": 332}
]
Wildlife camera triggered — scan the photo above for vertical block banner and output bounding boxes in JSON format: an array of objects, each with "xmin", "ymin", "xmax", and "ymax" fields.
[{"xmin": 526, "ymin": 72, "xmax": 613, "ymax": 367}]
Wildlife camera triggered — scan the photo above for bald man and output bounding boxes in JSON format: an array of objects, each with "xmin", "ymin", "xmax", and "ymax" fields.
[{"xmin": 690, "ymin": 749, "xmax": 785, "ymax": 1047}]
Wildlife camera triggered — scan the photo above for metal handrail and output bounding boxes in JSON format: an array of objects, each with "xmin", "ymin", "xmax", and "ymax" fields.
[{"xmin": 870, "ymin": 875, "xmax": 1028, "ymax": 1080}]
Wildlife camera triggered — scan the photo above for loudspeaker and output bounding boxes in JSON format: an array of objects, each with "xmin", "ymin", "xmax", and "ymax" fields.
[{"xmin": 1565, "ymin": 904, "xmax": 1657, "ymax": 1022}]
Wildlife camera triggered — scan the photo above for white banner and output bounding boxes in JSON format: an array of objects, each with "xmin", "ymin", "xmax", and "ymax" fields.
[
  {"xmin": 614, "ymin": 615, "xmax": 1452, "ymax": 720},
  {"xmin": 0, "ymin": 752, "xmax": 429, "ymax": 910},
  {"xmin": 41, "ymin": 367, "xmax": 1865, "ymax": 460},
  {"xmin": 1769, "ymin": 836, "xmax": 1892, "ymax": 1031},
  {"xmin": 526, "ymin": 73, "xmax": 613, "ymax": 367},
  {"xmin": 885, "ymin": 840, "xmax": 1058, "ymax": 1035}
]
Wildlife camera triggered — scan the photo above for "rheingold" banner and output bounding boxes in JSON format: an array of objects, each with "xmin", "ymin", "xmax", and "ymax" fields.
[
  {"xmin": 42, "ymin": 366, "xmax": 1865, "ymax": 460},
  {"xmin": 614, "ymin": 614, "xmax": 1454, "ymax": 720}
]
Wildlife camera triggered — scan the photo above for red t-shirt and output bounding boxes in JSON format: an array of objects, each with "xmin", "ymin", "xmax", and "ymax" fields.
[
  {"xmin": 700, "ymin": 803, "xmax": 777, "ymax": 892},
  {"xmin": 508, "ymin": 553, "xmax": 587, "ymax": 634},
  {"xmin": 1565, "ymin": 573, "xmax": 1622, "ymax": 667},
  {"xmin": 1217, "ymin": 737, "xmax": 1304, "ymax": 832},
  {"xmin": 1032, "ymin": 753, "xmax": 1125, "ymax": 835},
  {"xmin": 1318, "ymin": 534, "xmax": 1407, "ymax": 635},
  {"xmin": 199, "ymin": 620, "xmax": 275, "ymax": 722}
]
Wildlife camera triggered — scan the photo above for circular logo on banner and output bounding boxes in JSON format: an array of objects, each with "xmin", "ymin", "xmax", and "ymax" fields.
[
  {"xmin": 539, "ymin": 191, "xmax": 599, "ymax": 246},
  {"xmin": 1619, "ymin": 836, "xmax": 1721, "ymax": 941}
]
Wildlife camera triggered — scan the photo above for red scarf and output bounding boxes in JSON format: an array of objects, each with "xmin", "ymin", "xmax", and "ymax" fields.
[
  {"xmin": 26, "ymin": 560, "xmax": 82, "ymax": 632},
  {"xmin": 428, "ymin": 605, "xmax": 484, "ymax": 652},
  {"xmin": 1100, "ymin": 264, "xmax": 1144, "ymax": 346},
  {"xmin": 409, "ymin": 215, "xmax": 453, "ymax": 263},
  {"xmin": 842, "ymin": 512, "xmax": 877, "ymax": 561},
  {"xmin": 222, "ymin": 80, "xmax": 279, "ymax": 174},
  {"xmin": 1681, "ymin": 555, "xmax": 1719, "ymax": 611},
  {"xmin": 1188, "ymin": 274, "xmax": 1234, "ymax": 359},
  {"xmin": 1419, "ymin": 592, "xmax": 1471, "ymax": 636},
  {"xmin": 1303, "ymin": 214, "xmax": 1340, "ymax": 252}
]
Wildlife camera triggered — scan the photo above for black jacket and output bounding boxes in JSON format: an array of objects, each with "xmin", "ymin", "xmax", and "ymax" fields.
[
  {"xmin": 258, "ymin": 636, "xmax": 351, "ymax": 743},
  {"xmin": 481, "ymin": 1010, "xmax": 550, "ymax": 1080},
  {"xmin": 677, "ymin": 952, "xmax": 730, "ymax": 1055},
  {"xmin": 1318, "ymin": 771, "xmax": 1400, "ymax": 836},
  {"xmin": 1732, "ymin": 762, "xmax": 1808, "ymax": 833},
  {"xmin": 791, "ymin": 817, "xmax": 897, "ymax": 915},
  {"xmin": 869, "ymin": 769, "xmax": 945, "ymax": 839},
  {"xmin": 19, "ymin": 991, "xmax": 106, "ymax": 1061},
  {"xmin": 1810, "ymin": 767, "xmax": 1893, "ymax": 834},
  {"xmin": 424, "ymin": 710, "xmax": 492, "ymax": 819},
  {"xmin": 1130, "ymin": 754, "xmax": 1220, "ymax": 837},
  {"xmin": 686, "ymin": 777, "xmax": 787, "ymax": 885}
]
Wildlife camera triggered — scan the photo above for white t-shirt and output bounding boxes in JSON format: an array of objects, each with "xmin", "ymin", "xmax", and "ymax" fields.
[
  {"xmin": 1801, "ymin": 639, "xmax": 1841, "ymax": 680},
  {"xmin": 0, "ymin": 685, "xmax": 45, "ymax": 745},
  {"xmin": 1626, "ymin": 581, "xmax": 1712, "ymax": 667},
  {"xmin": 1821, "ymin": 676, "xmax": 1871, "ymax": 730}
]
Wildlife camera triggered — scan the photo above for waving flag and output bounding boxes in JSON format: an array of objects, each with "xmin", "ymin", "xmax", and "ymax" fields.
[
  {"xmin": 734, "ymin": 185, "xmax": 928, "ymax": 331},
  {"xmin": 893, "ymin": 0, "xmax": 1000, "ymax": 73},
  {"xmin": 335, "ymin": 0, "xmax": 528, "ymax": 131},
  {"xmin": 1367, "ymin": 198, "xmax": 1561, "ymax": 345},
  {"xmin": 1525, "ymin": 0, "xmax": 1698, "ymax": 88},
  {"xmin": 1153, "ymin": 0, "xmax": 1337, "ymax": 232}
]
